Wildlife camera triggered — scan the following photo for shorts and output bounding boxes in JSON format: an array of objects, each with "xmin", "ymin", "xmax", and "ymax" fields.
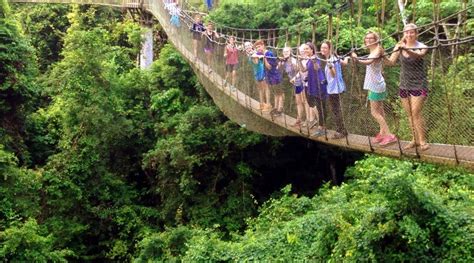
[
  {"xmin": 204, "ymin": 47, "xmax": 214, "ymax": 54},
  {"xmin": 368, "ymin": 90, "xmax": 387, "ymax": 101},
  {"xmin": 295, "ymin": 85, "xmax": 304, "ymax": 94},
  {"xmin": 192, "ymin": 32, "xmax": 202, "ymax": 40},
  {"xmin": 399, "ymin": 88, "xmax": 428, "ymax": 98},
  {"xmin": 270, "ymin": 83, "xmax": 285, "ymax": 95},
  {"xmin": 225, "ymin": 63, "xmax": 239, "ymax": 72}
]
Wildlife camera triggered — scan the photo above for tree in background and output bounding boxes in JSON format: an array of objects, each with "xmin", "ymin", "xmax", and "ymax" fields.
[{"xmin": 0, "ymin": 0, "xmax": 39, "ymax": 164}]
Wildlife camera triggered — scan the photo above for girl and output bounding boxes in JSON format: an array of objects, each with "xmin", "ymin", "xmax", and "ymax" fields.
[
  {"xmin": 224, "ymin": 36, "xmax": 239, "ymax": 91},
  {"xmin": 191, "ymin": 14, "xmax": 204, "ymax": 58},
  {"xmin": 251, "ymin": 40, "xmax": 272, "ymax": 112},
  {"xmin": 203, "ymin": 23, "xmax": 219, "ymax": 73},
  {"xmin": 352, "ymin": 31, "xmax": 397, "ymax": 146},
  {"xmin": 320, "ymin": 41, "xmax": 349, "ymax": 139},
  {"xmin": 386, "ymin": 23, "xmax": 429, "ymax": 151},
  {"xmin": 280, "ymin": 47, "xmax": 305, "ymax": 124},
  {"xmin": 300, "ymin": 42, "xmax": 326, "ymax": 133}
]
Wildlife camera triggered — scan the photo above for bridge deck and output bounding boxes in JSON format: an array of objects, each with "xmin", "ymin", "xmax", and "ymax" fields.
[{"xmin": 8, "ymin": 0, "xmax": 474, "ymax": 169}]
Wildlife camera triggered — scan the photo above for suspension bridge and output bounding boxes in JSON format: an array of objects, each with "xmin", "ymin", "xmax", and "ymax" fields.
[{"xmin": 9, "ymin": 0, "xmax": 474, "ymax": 169}]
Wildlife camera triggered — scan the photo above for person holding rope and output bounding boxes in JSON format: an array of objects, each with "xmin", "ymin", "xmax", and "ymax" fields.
[
  {"xmin": 280, "ymin": 47, "xmax": 306, "ymax": 125},
  {"xmin": 263, "ymin": 46, "xmax": 283, "ymax": 117},
  {"xmin": 251, "ymin": 40, "xmax": 272, "ymax": 112},
  {"xmin": 224, "ymin": 36, "xmax": 239, "ymax": 92},
  {"xmin": 386, "ymin": 23, "xmax": 429, "ymax": 151},
  {"xmin": 299, "ymin": 42, "xmax": 326, "ymax": 133},
  {"xmin": 191, "ymin": 14, "xmax": 204, "ymax": 58},
  {"xmin": 352, "ymin": 31, "xmax": 397, "ymax": 146},
  {"xmin": 320, "ymin": 40, "xmax": 348, "ymax": 139},
  {"xmin": 203, "ymin": 22, "xmax": 219, "ymax": 73}
]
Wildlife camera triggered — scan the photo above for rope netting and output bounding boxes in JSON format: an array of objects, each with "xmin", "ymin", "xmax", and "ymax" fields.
[{"xmin": 154, "ymin": 0, "xmax": 473, "ymax": 164}]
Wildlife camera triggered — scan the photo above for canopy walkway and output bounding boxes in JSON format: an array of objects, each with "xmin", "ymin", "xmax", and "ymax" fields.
[{"xmin": 9, "ymin": 0, "xmax": 474, "ymax": 169}]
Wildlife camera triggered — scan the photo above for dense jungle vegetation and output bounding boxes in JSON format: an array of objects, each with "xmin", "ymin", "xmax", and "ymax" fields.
[{"xmin": 1, "ymin": 0, "xmax": 473, "ymax": 261}]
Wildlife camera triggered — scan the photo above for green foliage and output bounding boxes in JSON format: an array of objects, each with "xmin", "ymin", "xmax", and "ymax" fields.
[
  {"xmin": 134, "ymin": 226, "xmax": 202, "ymax": 262},
  {"xmin": 0, "ymin": 219, "xmax": 73, "ymax": 261},
  {"xmin": 162, "ymin": 156, "xmax": 474, "ymax": 262},
  {"xmin": 0, "ymin": 144, "xmax": 41, "ymax": 226},
  {"xmin": 0, "ymin": 0, "xmax": 39, "ymax": 163},
  {"xmin": 12, "ymin": 4, "xmax": 70, "ymax": 71}
]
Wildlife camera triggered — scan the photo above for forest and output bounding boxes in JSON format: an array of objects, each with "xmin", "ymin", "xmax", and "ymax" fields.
[{"xmin": 1, "ymin": 0, "xmax": 473, "ymax": 261}]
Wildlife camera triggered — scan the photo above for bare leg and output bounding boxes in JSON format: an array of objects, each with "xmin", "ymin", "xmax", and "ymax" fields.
[
  {"xmin": 410, "ymin": 95, "xmax": 428, "ymax": 146},
  {"xmin": 264, "ymin": 83, "xmax": 271, "ymax": 107},
  {"xmin": 231, "ymin": 70, "xmax": 237, "ymax": 87},
  {"xmin": 295, "ymin": 93, "xmax": 304, "ymax": 121},
  {"xmin": 370, "ymin": 101, "xmax": 391, "ymax": 135},
  {"xmin": 193, "ymin": 39, "xmax": 198, "ymax": 57},
  {"xmin": 257, "ymin": 81, "xmax": 265, "ymax": 107}
]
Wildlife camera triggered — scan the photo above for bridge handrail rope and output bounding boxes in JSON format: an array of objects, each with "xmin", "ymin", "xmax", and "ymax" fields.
[
  {"xmin": 9, "ymin": 0, "xmax": 474, "ymax": 168},
  {"xmin": 178, "ymin": 3, "xmax": 474, "ymax": 63},
  {"xmin": 155, "ymin": 0, "xmax": 473, "ymax": 167},
  {"xmin": 182, "ymin": 0, "xmax": 473, "ymax": 51}
]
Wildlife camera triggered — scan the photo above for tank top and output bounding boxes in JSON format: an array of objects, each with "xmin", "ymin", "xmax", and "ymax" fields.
[
  {"xmin": 204, "ymin": 31, "xmax": 216, "ymax": 49},
  {"xmin": 363, "ymin": 59, "xmax": 386, "ymax": 93},
  {"xmin": 399, "ymin": 42, "xmax": 428, "ymax": 90}
]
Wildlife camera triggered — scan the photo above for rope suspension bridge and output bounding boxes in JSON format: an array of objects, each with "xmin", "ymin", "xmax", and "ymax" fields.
[{"xmin": 9, "ymin": 0, "xmax": 474, "ymax": 169}]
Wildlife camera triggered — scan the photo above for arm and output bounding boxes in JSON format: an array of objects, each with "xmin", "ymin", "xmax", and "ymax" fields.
[
  {"xmin": 352, "ymin": 51, "xmax": 378, "ymax": 65},
  {"xmin": 327, "ymin": 62, "xmax": 336, "ymax": 77},
  {"xmin": 340, "ymin": 56, "xmax": 351, "ymax": 66},
  {"xmin": 404, "ymin": 45, "xmax": 428, "ymax": 58},
  {"xmin": 385, "ymin": 44, "xmax": 401, "ymax": 66}
]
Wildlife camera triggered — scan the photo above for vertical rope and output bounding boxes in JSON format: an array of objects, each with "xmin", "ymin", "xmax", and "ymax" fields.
[
  {"xmin": 412, "ymin": 0, "xmax": 417, "ymax": 22},
  {"xmin": 312, "ymin": 22, "xmax": 316, "ymax": 43}
]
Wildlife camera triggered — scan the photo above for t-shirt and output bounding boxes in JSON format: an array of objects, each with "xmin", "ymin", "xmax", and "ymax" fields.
[
  {"xmin": 307, "ymin": 58, "xmax": 327, "ymax": 98},
  {"xmin": 325, "ymin": 55, "xmax": 346, "ymax": 94},
  {"xmin": 283, "ymin": 58, "xmax": 303, "ymax": 87},
  {"xmin": 250, "ymin": 52, "xmax": 265, "ymax": 81},
  {"xmin": 399, "ymin": 41, "xmax": 428, "ymax": 90},
  {"xmin": 264, "ymin": 50, "xmax": 282, "ymax": 85},
  {"xmin": 225, "ymin": 45, "xmax": 239, "ymax": 65}
]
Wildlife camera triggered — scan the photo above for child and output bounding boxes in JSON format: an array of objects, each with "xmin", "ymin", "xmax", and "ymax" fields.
[
  {"xmin": 263, "ymin": 46, "xmax": 283, "ymax": 117},
  {"xmin": 319, "ymin": 40, "xmax": 349, "ymax": 139},
  {"xmin": 299, "ymin": 43, "xmax": 326, "ymax": 131},
  {"xmin": 203, "ymin": 23, "xmax": 219, "ymax": 73},
  {"xmin": 224, "ymin": 36, "xmax": 239, "ymax": 91},
  {"xmin": 251, "ymin": 40, "xmax": 272, "ymax": 112},
  {"xmin": 352, "ymin": 31, "xmax": 397, "ymax": 146},
  {"xmin": 191, "ymin": 14, "xmax": 204, "ymax": 57},
  {"xmin": 280, "ymin": 47, "xmax": 305, "ymax": 124}
]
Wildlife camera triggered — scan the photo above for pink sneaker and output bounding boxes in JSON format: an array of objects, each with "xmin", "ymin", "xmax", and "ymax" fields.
[
  {"xmin": 372, "ymin": 133, "xmax": 384, "ymax": 144},
  {"xmin": 379, "ymin": 134, "xmax": 397, "ymax": 146}
]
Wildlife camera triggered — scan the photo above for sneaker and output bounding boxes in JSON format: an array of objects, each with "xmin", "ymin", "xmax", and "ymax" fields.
[
  {"xmin": 379, "ymin": 134, "xmax": 397, "ymax": 146},
  {"xmin": 301, "ymin": 121, "xmax": 308, "ymax": 128},
  {"xmin": 308, "ymin": 119, "xmax": 318, "ymax": 129},
  {"xmin": 230, "ymin": 85, "xmax": 236, "ymax": 92},
  {"xmin": 372, "ymin": 133, "xmax": 384, "ymax": 144},
  {"xmin": 312, "ymin": 129, "xmax": 327, "ymax": 137},
  {"xmin": 272, "ymin": 110, "xmax": 282, "ymax": 117},
  {"xmin": 331, "ymin": 132, "xmax": 346, "ymax": 139}
]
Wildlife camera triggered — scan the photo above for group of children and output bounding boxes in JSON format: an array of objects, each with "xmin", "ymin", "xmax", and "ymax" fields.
[{"xmin": 189, "ymin": 14, "xmax": 429, "ymax": 150}]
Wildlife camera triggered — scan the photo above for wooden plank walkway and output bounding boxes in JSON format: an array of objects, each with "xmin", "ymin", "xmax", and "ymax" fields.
[{"xmin": 9, "ymin": 0, "xmax": 474, "ymax": 170}]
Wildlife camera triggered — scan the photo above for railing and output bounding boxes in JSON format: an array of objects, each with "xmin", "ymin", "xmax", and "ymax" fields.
[{"xmin": 9, "ymin": 0, "xmax": 474, "ymax": 169}]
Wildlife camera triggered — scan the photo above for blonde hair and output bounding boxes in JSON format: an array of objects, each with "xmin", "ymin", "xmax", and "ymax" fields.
[{"xmin": 404, "ymin": 23, "xmax": 418, "ymax": 32}]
